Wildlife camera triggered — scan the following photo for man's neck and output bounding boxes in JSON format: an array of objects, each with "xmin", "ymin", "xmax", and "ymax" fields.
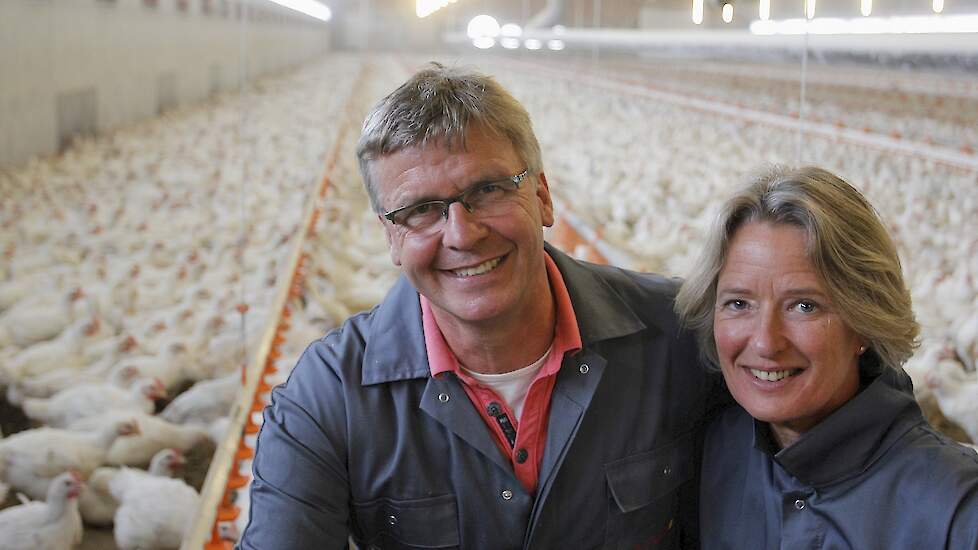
[{"xmin": 434, "ymin": 285, "xmax": 555, "ymax": 376}]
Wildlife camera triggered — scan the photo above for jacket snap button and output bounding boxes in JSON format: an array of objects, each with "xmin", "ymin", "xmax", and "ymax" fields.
[
  {"xmin": 388, "ymin": 514, "xmax": 397, "ymax": 525},
  {"xmin": 663, "ymin": 467, "xmax": 672, "ymax": 476},
  {"xmin": 794, "ymin": 499, "xmax": 806, "ymax": 510},
  {"xmin": 438, "ymin": 393, "xmax": 450, "ymax": 403},
  {"xmin": 516, "ymin": 448, "xmax": 529, "ymax": 464},
  {"xmin": 501, "ymin": 489, "xmax": 513, "ymax": 500},
  {"xmin": 579, "ymin": 364, "xmax": 589, "ymax": 374}
]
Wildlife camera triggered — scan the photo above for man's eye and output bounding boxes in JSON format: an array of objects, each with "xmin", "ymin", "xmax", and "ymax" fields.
[{"xmin": 412, "ymin": 203, "xmax": 433, "ymax": 215}]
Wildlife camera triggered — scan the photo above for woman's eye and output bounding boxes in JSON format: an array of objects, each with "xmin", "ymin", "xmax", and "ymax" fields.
[
  {"xmin": 723, "ymin": 299, "xmax": 748, "ymax": 311},
  {"xmin": 793, "ymin": 300, "xmax": 818, "ymax": 313}
]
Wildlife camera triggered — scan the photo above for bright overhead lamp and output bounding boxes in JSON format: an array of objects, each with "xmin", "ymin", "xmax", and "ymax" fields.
[
  {"xmin": 524, "ymin": 38, "xmax": 542, "ymax": 49},
  {"xmin": 417, "ymin": 0, "xmax": 454, "ymax": 18},
  {"xmin": 501, "ymin": 37, "xmax": 521, "ymax": 49},
  {"xmin": 500, "ymin": 23, "xmax": 523, "ymax": 37},
  {"xmin": 759, "ymin": 0, "xmax": 770, "ymax": 21},
  {"xmin": 722, "ymin": 2, "xmax": 734, "ymax": 23},
  {"xmin": 472, "ymin": 37, "xmax": 495, "ymax": 49},
  {"xmin": 265, "ymin": 0, "xmax": 331, "ymax": 22},
  {"xmin": 861, "ymin": 0, "xmax": 872, "ymax": 16},
  {"xmin": 692, "ymin": 0, "xmax": 704, "ymax": 24},
  {"xmin": 547, "ymin": 39, "xmax": 565, "ymax": 50},
  {"xmin": 933, "ymin": 0, "xmax": 944, "ymax": 13},
  {"xmin": 467, "ymin": 14, "xmax": 500, "ymax": 39},
  {"xmin": 751, "ymin": 14, "xmax": 978, "ymax": 34}
]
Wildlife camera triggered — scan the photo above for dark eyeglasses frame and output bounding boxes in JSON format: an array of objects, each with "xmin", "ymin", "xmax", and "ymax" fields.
[{"xmin": 383, "ymin": 170, "xmax": 529, "ymax": 226}]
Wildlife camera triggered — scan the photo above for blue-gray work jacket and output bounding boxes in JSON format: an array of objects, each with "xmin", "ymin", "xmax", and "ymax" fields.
[
  {"xmin": 240, "ymin": 245, "xmax": 727, "ymax": 549},
  {"xmin": 701, "ymin": 365, "xmax": 978, "ymax": 549}
]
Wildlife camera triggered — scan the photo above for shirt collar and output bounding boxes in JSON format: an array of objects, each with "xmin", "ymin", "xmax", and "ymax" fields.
[
  {"xmin": 360, "ymin": 243, "xmax": 647, "ymax": 386},
  {"xmin": 752, "ymin": 365, "xmax": 922, "ymax": 487}
]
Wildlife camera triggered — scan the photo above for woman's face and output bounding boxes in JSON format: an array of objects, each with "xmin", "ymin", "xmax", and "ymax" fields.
[{"xmin": 713, "ymin": 221, "xmax": 864, "ymax": 446}]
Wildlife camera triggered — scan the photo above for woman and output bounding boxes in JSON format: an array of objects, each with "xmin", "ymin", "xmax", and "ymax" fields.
[{"xmin": 675, "ymin": 166, "xmax": 978, "ymax": 549}]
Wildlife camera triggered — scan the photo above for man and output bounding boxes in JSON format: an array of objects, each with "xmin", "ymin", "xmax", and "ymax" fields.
[{"xmin": 240, "ymin": 63, "xmax": 724, "ymax": 549}]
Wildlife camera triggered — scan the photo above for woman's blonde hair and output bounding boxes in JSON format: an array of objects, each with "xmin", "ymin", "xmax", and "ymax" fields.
[{"xmin": 675, "ymin": 165, "xmax": 919, "ymax": 370}]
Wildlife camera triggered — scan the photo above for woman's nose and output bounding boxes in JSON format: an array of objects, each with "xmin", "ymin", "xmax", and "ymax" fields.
[{"xmin": 752, "ymin": 309, "xmax": 788, "ymax": 357}]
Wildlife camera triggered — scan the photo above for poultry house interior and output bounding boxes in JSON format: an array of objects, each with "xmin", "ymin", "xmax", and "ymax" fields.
[{"xmin": 1, "ymin": 0, "xmax": 977, "ymax": 548}]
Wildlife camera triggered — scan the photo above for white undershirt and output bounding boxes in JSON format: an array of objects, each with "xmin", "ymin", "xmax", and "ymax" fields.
[{"xmin": 461, "ymin": 344, "xmax": 553, "ymax": 422}]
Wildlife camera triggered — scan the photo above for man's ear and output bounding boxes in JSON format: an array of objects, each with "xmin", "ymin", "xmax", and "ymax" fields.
[{"xmin": 535, "ymin": 172, "xmax": 555, "ymax": 228}]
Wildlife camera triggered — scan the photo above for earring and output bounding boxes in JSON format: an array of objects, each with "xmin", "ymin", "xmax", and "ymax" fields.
[{"xmin": 858, "ymin": 346, "xmax": 867, "ymax": 355}]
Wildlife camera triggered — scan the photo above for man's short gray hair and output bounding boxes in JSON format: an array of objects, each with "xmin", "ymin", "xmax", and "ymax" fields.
[
  {"xmin": 356, "ymin": 62, "xmax": 543, "ymax": 213},
  {"xmin": 675, "ymin": 165, "xmax": 919, "ymax": 371}
]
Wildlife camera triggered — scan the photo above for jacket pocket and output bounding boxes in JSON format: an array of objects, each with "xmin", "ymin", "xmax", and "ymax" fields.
[
  {"xmin": 353, "ymin": 494, "xmax": 460, "ymax": 549},
  {"xmin": 603, "ymin": 432, "xmax": 695, "ymax": 549}
]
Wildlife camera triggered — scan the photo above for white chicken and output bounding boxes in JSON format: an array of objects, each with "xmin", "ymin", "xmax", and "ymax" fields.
[
  {"xmin": 954, "ymin": 312, "xmax": 977, "ymax": 372},
  {"xmin": 22, "ymin": 377, "xmax": 166, "ymax": 428},
  {"xmin": 0, "ymin": 288, "xmax": 89, "ymax": 348},
  {"xmin": 114, "ymin": 341, "xmax": 194, "ymax": 391},
  {"xmin": 0, "ymin": 419, "xmax": 140, "ymax": 500},
  {"xmin": 110, "ymin": 460, "xmax": 199, "ymax": 550},
  {"xmin": 160, "ymin": 371, "xmax": 240, "ymax": 426},
  {"xmin": 0, "ymin": 471, "xmax": 84, "ymax": 550},
  {"xmin": 79, "ymin": 447, "xmax": 185, "ymax": 527},
  {"xmin": 928, "ymin": 360, "xmax": 978, "ymax": 444},
  {"xmin": 14, "ymin": 349, "xmax": 142, "ymax": 402},
  {"xmin": 1, "ymin": 313, "xmax": 101, "ymax": 385},
  {"xmin": 70, "ymin": 412, "xmax": 209, "ymax": 467}
]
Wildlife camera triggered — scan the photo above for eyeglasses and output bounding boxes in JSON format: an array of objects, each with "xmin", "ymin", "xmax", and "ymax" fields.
[{"xmin": 383, "ymin": 170, "xmax": 529, "ymax": 232}]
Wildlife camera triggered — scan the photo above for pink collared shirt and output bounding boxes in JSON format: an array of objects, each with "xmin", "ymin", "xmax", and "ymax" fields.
[{"xmin": 421, "ymin": 253, "xmax": 582, "ymax": 494}]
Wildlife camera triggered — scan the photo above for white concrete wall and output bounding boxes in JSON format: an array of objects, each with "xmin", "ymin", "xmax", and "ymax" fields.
[{"xmin": 0, "ymin": 0, "xmax": 331, "ymax": 167}]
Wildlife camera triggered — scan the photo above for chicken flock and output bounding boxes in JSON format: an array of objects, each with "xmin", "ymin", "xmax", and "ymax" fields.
[{"xmin": 0, "ymin": 52, "xmax": 976, "ymax": 549}]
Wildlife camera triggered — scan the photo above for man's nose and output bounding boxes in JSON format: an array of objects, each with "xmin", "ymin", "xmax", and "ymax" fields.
[{"xmin": 441, "ymin": 201, "xmax": 487, "ymax": 249}]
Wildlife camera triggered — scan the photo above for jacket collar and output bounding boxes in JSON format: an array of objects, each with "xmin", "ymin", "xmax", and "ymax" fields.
[
  {"xmin": 360, "ymin": 243, "xmax": 648, "ymax": 386},
  {"xmin": 753, "ymin": 364, "xmax": 923, "ymax": 487}
]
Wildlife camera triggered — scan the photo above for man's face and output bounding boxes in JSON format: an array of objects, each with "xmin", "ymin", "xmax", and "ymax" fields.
[{"xmin": 372, "ymin": 128, "xmax": 554, "ymax": 333}]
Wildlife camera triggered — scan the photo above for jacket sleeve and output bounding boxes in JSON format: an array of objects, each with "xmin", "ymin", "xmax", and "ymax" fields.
[
  {"xmin": 238, "ymin": 341, "xmax": 351, "ymax": 550},
  {"xmin": 947, "ymin": 473, "xmax": 978, "ymax": 550}
]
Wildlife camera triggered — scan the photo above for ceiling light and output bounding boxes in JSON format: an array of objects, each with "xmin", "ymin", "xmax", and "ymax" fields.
[
  {"xmin": 722, "ymin": 3, "xmax": 734, "ymax": 23},
  {"xmin": 467, "ymin": 14, "xmax": 500, "ymax": 39},
  {"xmin": 265, "ymin": 0, "xmax": 331, "ymax": 22}
]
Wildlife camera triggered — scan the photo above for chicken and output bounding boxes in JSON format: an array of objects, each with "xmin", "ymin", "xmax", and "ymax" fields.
[
  {"xmin": 14, "ymin": 354, "xmax": 141, "ymax": 402},
  {"xmin": 114, "ymin": 341, "xmax": 194, "ymax": 391},
  {"xmin": 22, "ymin": 377, "xmax": 166, "ymax": 428},
  {"xmin": 0, "ymin": 471, "xmax": 84, "ymax": 550},
  {"xmin": 80, "ymin": 448, "xmax": 185, "ymax": 527},
  {"xmin": 955, "ymin": 312, "xmax": 977, "ymax": 372},
  {"xmin": 1, "ymin": 313, "xmax": 100, "ymax": 385},
  {"xmin": 0, "ymin": 288, "xmax": 89, "ymax": 348},
  {"xmin": 110, "ymin": 462, "xmax": 199, "ymax": 550},
  {"xmin": 928, "ymin": 359, "xmax": 978, "ymax": 444},
  {"xmin": 0, "ymin": 419, "xmax": 140, "ymax": 500},
  {"xmin": 160, "ymin": 371, "xmax": 240, "ymax": 426},
  {"xmin": 70, "ymin": 412, "xmax": 209, "ymax": 467}
]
